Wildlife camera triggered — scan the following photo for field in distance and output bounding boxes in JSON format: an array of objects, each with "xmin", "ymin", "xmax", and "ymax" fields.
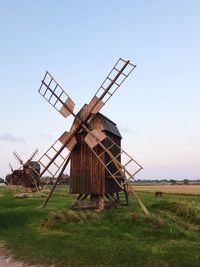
[{"xmin": 134, "ymin": 184, "xmax": 200, "ymax": 195}]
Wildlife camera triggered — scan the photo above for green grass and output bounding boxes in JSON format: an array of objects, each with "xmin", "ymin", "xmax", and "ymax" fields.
[{"xmin": 0, "ymin": 186, "xmax": 200, "ymax": 267}]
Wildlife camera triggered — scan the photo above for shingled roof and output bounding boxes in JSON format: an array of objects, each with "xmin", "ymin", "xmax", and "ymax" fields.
[{"xmin": 96, "ymin": 113, "xmax": 122, "ymax": 138}]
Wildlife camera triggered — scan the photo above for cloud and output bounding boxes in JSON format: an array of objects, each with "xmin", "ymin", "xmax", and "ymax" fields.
[
  {"xmin": 118, "ymin": 126, "xmax": 132, "ymax": 133},
  {"xmin": 38, "ymin": 134, "xmax": 53, "ymax": 140},
  {"xmin": 0, "ymin": 133, "xmax": 26, "ymax": 143}
]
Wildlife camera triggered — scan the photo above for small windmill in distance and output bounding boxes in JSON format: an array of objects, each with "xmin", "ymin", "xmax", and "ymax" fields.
[
  {"xmin": 6, "ymin": 149, "xmax": 41, "ymax": 192},
  {"xmin": 38, "ymin": 58, "xmax": 150, "ymax": 216}
]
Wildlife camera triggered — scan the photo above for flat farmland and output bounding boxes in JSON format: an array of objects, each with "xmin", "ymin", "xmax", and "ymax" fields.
[{"xmin": 134, "ymin": 184, "xmax": 200, "ymax": 195}]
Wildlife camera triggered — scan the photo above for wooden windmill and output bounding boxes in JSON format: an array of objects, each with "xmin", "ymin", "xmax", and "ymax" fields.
[
  {"xmin": 7, "ymin": 149, "xmax": 41, "ymax": 191},
  {"xmin": 38, "ymin": 58, "xmax": 149, "ymax": 216}
]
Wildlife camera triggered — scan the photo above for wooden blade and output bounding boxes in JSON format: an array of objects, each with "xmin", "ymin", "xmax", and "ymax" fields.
[
  {"xmin": 38, "ymin": 132, "xmax": 74, "ymax": 178},
  {"xmin": 28, "ymin": 172, "xmax": 39, "ymax": 191},
  {"xmin": 59, "ymin": 131, "xmax": 77, "ymax": 151},
  {"xmin": 9, "ymin": 163, "xmax": 14, "ymax": 173},
  {"xmin": 13, "ymin": 151, "xmax": 23, "ymax": 165},
  {"xmin": 27, "ymin": 149, "xmax": 38, "ymax": 162},
  {"xmin": 84, "ymin": 130, "xmax": 142, "ymax": 182},
  {"xmin": 84, "ymin": 129, "xmax": 106, "ymax": 149},
  {"xmin": 87, "ymin": 58, "xmax": 136, "ymax": 114},
  {"xmin": 87, "ymin": 96, "xmax": 104, "ymax": 114},
  {"xmin": 38, "ymin": 71, "xmax": 75, "ymax": 118},
  {"xmin": 60, "ymin": 98, "xmax": 75, "ymax": 118},
  {"xmin": 43, "ymin": 151, "xmax": 72, "ymax": 207},
  {"xmin": 127, "ymin": 185, "xmax": 150, "ymax": 217}
]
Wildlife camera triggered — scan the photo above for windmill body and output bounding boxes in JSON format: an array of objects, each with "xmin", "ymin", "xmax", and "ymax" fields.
[{"xmin": 70, "ymin": 113, "xmax": 124, "ymax": 207}]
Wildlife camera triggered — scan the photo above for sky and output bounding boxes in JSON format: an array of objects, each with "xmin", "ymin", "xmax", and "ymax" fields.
[{"xmin": 0, "ymin": 0, "xmax": 200, "ymax": 180}]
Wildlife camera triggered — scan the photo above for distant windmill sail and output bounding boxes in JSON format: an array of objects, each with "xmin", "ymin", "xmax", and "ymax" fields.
[{"xmin": 9, "ymin": 149, "xmax": 41, "ymax": 191}]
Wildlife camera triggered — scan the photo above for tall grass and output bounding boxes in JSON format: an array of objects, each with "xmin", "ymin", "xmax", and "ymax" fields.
[{"xmin": 152, "ymin": 200, "xmax": 200, "ymax": 224}]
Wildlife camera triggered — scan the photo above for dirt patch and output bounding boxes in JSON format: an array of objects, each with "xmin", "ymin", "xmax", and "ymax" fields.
[{"xmin": 0, "ymin": 241, "xmax": 47, "ymax": 267}]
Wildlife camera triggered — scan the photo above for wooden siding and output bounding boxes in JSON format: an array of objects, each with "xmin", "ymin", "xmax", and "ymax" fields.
[
  {"xmin": 70, "ymin": 133, "xmax": 105, "ymax": 194},
  {"xmin": 70, "ymin": 113, "xmax": 123, "ymax": 195}
]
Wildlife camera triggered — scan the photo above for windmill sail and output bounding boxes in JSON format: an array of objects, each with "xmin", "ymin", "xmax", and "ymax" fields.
[
  {"xmin": 38, "ymin": 71, "xmax": 75, "ymax": 118},
  {"xmin": 38, "ymin": 133, "xmax": 72, "ymax": 177},
  {"xmin": 88, "ymin": 58, "xmax": 136, "ymax": 114}
]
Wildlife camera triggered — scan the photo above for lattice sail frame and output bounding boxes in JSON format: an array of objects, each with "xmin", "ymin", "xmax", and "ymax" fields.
[
  {"xmin": 94, "ymin": 58, "xmax": 136, "ymax": 105},
  {"xmin": 84, "ymin": 130, "xmax": 142, "ymax": 189},
  {"xmin": 38, "ymin": 137, "xmax": 71, "ymax": 177},
  {"xmin": 38, "ymin": 71, "xmax": 75, "ymax": 118}
]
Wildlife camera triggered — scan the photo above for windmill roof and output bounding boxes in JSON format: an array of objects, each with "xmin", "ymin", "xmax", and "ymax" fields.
[{"xmin": 97, "ymin": 113, "xmax": 122, "ymax": 138}]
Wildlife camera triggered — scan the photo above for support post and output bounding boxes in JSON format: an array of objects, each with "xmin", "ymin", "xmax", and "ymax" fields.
[{"xmin": 43, "ymin": 153, "xmax": 71, "ymax": 207}]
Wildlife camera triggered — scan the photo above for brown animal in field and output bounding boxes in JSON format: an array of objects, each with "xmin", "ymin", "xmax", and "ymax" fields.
[{"xmin": 155, "ymin": 191, "xmax": 163, "ymax": 197}]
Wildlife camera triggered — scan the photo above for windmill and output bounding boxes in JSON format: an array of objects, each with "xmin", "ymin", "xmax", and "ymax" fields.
[
  {"xmin": 38, "ymin": 58, "xmax": 150, "ymax": 216},
  {"xmin": 8, "ymin": 149, "xmax": 41, "ymax": 191}
]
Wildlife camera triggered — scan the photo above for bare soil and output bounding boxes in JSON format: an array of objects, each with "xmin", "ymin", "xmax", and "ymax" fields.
[{"xmin": 0, "ymin": 241, "xmax": 45, "ymax": 267}]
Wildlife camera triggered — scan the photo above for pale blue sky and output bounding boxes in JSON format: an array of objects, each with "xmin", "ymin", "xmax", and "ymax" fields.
[{"xmin": 0, "ymin": 0, "xmax": 200, "ymax": 179}]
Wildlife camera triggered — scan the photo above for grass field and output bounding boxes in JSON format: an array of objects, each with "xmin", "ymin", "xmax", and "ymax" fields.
[
  {"xmin": 134, "ymin": 184, "xmax": 200, "ymax": 195},
  {"xmin": 0, "ymin": 185, "xmax": 200, "ymax": 267}
]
